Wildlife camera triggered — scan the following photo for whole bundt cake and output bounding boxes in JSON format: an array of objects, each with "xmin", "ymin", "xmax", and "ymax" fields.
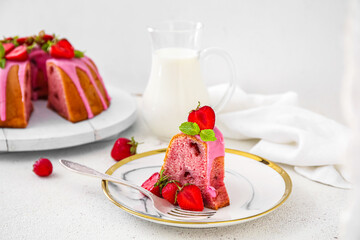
[{"xmin": 0, "ymin": 31, "xmax": 111, "ymax": 128}]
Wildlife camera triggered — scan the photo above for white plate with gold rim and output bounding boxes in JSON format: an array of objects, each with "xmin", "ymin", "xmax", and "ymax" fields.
[{"xmin": 102, "ymin": 148, "xmax": 292, "ymax": 228}]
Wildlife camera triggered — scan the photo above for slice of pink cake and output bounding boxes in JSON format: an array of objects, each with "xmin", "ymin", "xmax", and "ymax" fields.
[{"xmin": 161, "ymin": 127, "xmax": 230, "ymax": 210}]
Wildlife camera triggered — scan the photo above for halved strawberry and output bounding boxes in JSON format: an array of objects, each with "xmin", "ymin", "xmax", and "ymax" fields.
[
  {"xmin": 5, "ymin": 45, "xmax": 28, "ymax": 61},
  {"xmin": 177, "ymin": 184, "xmax": 204, "ymax": 211},
  {"xmin": 141, "ymin": 170, "xmax": 169, "ymax": 197},
  {"xmin": 161, "ymin": 181, "xmax": 182, "ymax": 204},
  {"xmin": 188, "ymin": 103, "xmax": 215, "ymax": 130},
  {"xmin": 50, "ymin": 39, "xmax": 74, "ymax": 59},
  {"xmin": 141, "ymin": 172, "xmax": 161, "ymax": 197},
  {"xmin": 2, "ymin": 43, "xmax": 15, "ymax": 54},
  {"xmin": 43, "ymin": 34, "xmax": 54, "ymax": 42},
  {"xmin": 16, "ymin": 37, "xmax": 28, "ymax": 45}
]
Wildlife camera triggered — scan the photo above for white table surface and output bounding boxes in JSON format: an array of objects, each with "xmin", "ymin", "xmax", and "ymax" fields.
[{"xmin": 0, "ymin": 98, "xmax": 348, "ymax": 240}]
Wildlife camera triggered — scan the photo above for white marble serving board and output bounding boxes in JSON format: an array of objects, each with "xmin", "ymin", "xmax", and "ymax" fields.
[{"xmin": 0, "ymin": 87, "xmax": 137, "ymax": 152}]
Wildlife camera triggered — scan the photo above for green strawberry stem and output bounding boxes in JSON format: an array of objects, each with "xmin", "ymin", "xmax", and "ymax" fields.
[
  {"xmin": 154, "ymin": 169, "xmax": 169, "ymax": 192},
  {"xmin": 188, "ymin": 101, "xmax": 201, "ymax": 114},
  {"xmin": 26, "ymin": 42, "xmax": 37, "ymax": 53},
  {"xmin": 195, "ymin": 101, "xmax": 201, "ymax": 110},
  {"xmin": 128, "ymin": 137, "xmax": 140, "ymax": 155}
]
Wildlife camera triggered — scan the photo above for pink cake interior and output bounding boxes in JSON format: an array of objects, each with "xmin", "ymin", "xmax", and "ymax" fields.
[
  {"xmin": 162, "ymin": 127, "xmax": 229, "ymax": 209},
  {"xmin": 24, "ymin": 65, "xmax": 33, "ymax": 121},
  {"xmin": 46, "ymin": 64, "xmax": 69, "ymax": 119},
  {"xmin": 163, "ymin": 135, "xmax": 208, "ymax": 187},
  {"xmin": 29, "ymin": 48, "xmax": 51, "ymax": 100}
]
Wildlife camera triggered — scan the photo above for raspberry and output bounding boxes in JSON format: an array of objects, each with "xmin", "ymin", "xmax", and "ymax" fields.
[{"xmin": 33, "ymin": 158, "xmax": 53, "ymax": 177}]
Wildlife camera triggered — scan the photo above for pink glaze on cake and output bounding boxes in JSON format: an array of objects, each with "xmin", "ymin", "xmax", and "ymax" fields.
[
  {"xmin": 82, "ymin": 56, "xmax": 111, "ymax": 101},
  {"xmin": 196, "ymin": 127, "xmax": 225, "ymax": 185},
  {"xmin": 47, "ymin": 57, "xmax": 110, "ymax": 119},
  {"xmin": 0, "ymin": 61, "xmax": 29, "ymax": 121},
  {"xmin": 161, "ymin": 127, "xmax": 230, "ymax": 210}
]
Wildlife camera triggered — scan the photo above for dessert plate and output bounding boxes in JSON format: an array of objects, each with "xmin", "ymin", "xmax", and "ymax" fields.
[
  {"xmin": 102, "ymin": 148, "xmax": 292, "ymax": 228},
  {"xmin": 0, "ymin": 87, "xmax": 137, "ymax": 152}
]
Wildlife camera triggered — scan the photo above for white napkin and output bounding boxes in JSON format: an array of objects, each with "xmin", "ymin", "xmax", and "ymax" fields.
[{"xmin": 210, "ymin": 84, "xmax": 351, "ymax": 189}]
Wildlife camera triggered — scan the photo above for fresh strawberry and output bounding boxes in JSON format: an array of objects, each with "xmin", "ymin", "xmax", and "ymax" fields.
[
  {"xmin": 5, "ymin": 45, "xmax": 28, "ymax": 61},
  {"xmin": 162, "ymin": 181, "xmax": 182, "ymax": 204},
  {"xmin": 50, "ymin": 39, "xmax": 75, "ymax": 59},
  {"xmin": 141, "ymin": 172, "xmax": 161, "ymax": 197},
  {"xmin": 33, "ymin": 158, "xmax": 53, "ymax": 177},
  {"xmin": 141, "ymin": 170, "xmax": 169, "ymax": 197},
  {"xmin": 16, "ymin": 37, "xmax": 28, "ymax": 45},
  {"xmin": 5, "ymin": 37, "xmax": 13, "ymax": 41},
  {"xmin": 177, "ymin": 184, "xmax": 204, "ymax": 211},
  {"xmin": 2, "ymin": 43, "xmax": 15, "ymax": 54},
  {"xmin": 188, "ymin": 102, "xmax": 215, "ymax": 130},
  {"xmin": 43, "ymin": 34, "xmax": 54, "ymax": 42},
  {"xmin": 111, "ymin": 137, "xmax": 138, "ymax": 161}
]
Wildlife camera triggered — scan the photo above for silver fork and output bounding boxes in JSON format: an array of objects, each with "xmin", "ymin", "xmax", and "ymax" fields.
[{"xmin": 59, "ymin": 159, "xmax": 216, "ymax": 220}]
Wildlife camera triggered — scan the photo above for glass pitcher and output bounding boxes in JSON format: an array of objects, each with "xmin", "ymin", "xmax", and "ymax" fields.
[{"xmin": 143, "ymin": 21, "xmax": 237, "ymax": 139}]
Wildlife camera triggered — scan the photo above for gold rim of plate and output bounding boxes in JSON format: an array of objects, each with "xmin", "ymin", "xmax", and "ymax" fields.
[{"xmin": 101, "ymin": 148, "xmax": 292, "ymax": 225}]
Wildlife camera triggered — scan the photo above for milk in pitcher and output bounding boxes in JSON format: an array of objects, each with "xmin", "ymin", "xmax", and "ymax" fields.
[{"xmin": 143, "ymin": 47, "xmax": 210, "ymax": 139}]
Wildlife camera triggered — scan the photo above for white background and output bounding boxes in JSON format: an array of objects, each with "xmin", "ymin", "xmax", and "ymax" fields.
[{"xmin": 0, "ymin": 0, "xmax": 348, "ymax": 123}]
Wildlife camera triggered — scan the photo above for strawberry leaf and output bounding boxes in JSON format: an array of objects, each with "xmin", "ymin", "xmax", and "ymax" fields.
[
  {"xmin": 0, "ymin": 43, "xmax": 4, "ymax": 59},
  {"xmin": 128, "ymin": 137, "xmax": 138, "ymax": 155},
  {"xmin": 154, "ymin": 169, "xmax": 169, "ymax": 190},
  {"xmin": 74, "ymin": 50, "xmax": 84, "ymax": 58},
  {"xmin": 42, "ymin": 40, "xmax": 56, "ymax": 53},
  {"xmin": 200, "ymin": 129, "xmax": 217, "ymax": 142},
  {"xmin": 27, "ymin": 42, "xmax": 37, "ymax": 52},
  {"xmin": 179, "ymin": 122, "xmax": 200, "ymax": 136},
  {"xmin": 41, "ymin": 40, "xmax": 53, "ymax": 52},
  {"xmin": 41, "ymin": 42, "xmax": 49, "ymax": 52},
  {"xmin": 0, "ymin": 58, "xmax": 6, "ymax": 69},
  {"xmin": 12, "ymin": 36, "xmax": 19, "ymax": 47}
]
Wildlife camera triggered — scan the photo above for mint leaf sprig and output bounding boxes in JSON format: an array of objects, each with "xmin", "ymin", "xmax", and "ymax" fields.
[
  {"xmin": 179, "ymin": 122, "xmax": 200, "ymax": 136},
  {"xmin": 179, "ymin": 122, "xmax": 217, "ymax": 142},
  {"xmin": 0, "ymin": 43, "xmax": 5, "ymax": 59},
  {"xmin": 74, "ymin": 49, "xmax": 85, "ymax": 58},
  {"xmin": 0, "ymin": 43, "xmax": 6, "ymax": 69},
  {"xmin": 200, "ymin": 129, "xmax": 217, "ymax": 142}
]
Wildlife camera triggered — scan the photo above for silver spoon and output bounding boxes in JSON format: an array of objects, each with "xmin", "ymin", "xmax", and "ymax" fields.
[{"xmin": 59, "ymin": 159, "xmax": 216, "ymax": 220}]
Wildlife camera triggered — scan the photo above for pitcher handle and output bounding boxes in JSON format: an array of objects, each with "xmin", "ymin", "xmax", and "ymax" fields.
[{"xmin": 200, "ymin": 47, "xmax": 237, "ymax": 113}]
